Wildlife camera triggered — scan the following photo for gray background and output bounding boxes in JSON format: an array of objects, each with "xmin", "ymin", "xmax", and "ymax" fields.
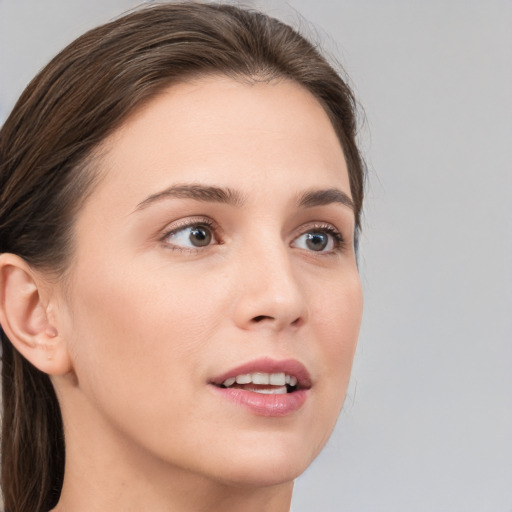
[{"xmin": 1, "ymin": 1, "xmax": 511, "ymax": 511}]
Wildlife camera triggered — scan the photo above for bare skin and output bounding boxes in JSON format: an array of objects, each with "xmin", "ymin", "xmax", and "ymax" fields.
[{"xmin": 0, "ymin": 77, "xmax": 362, "ymax": 512}]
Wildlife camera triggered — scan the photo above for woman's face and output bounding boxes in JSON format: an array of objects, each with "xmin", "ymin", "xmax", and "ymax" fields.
[{"xmin": 54, "ymin": 76, "xmax": 363, "ymax": 487}]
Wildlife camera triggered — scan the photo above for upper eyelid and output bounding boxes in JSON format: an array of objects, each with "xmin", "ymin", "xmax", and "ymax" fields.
[
  {"xmin": 161, "ymin": 219, "xmax": 342, "ymax": 235},
  {"xmin": 291, "ymin": 221, "xmax": 344, "ymax": 238},
  {"xmin": 160, "ymin": 216, "xmax": 218, "ymax": 238}
]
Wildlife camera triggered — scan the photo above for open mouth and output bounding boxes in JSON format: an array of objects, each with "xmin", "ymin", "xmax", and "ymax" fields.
[
  {"xmin": 209, "ymin": 359, "xmax": 311, "ymax": 416},
  {"xmin": 216, "ymin": 372, "xmax": 300, "ymax": 395}
]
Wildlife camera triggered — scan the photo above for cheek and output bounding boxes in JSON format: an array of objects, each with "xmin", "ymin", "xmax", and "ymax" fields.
[
  {"xmin": 290, "ymin": 268, "xmax": 362, "ymax": 460},
  {"xmin": 315, "ymin": 267, "xmax": 362, "ymax": 344},
  {"xmin": 311, "ymin": 269, "xmax": 362, "ymax": 395},
  {"xmin": 63, "ymin": 256, "xmax": 224, "ymax": 400},
  {"xmin": 59, "ymin": 256, "xmax": 237, "ymax": 462}
]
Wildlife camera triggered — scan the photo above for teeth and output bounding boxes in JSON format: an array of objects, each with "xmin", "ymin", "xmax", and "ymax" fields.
[
  {"xmin": 222, "ymin": 372, "xmax": 298, "ymax": 388},
  {"xmin": 223, "ymin": 377, "xmax": 236, "ymax": 387},
  {"xmin": 252, "ymin": 372, "xmax": 270, "ymax": 385},
  {"xmin": 270, "ymin": 373, "xmax": 286, "ymax": 385},
  {"xmin": 249, "ymin": 385, "xmax": 287, "ymax": 395},
  {"xmin": 235, "ymin": 374, "xmax": 252, "ymax": 385}
]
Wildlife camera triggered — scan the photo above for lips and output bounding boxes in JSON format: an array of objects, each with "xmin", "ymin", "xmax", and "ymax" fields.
[{"xmin": 209, "ymin": 357, "xmax": 311, "ymax": 417}]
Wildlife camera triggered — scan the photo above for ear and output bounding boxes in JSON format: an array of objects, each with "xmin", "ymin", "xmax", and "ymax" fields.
[{"xmin": 0, "ymin": 253, "xmax": 72, "ymax": 375}]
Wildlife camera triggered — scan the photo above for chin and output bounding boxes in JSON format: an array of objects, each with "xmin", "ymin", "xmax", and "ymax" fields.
[
  {"xmin": 198, "ymin": 430, "xmax": 326, "ymax": 488},
  {"xmin": 214, "ymin": 459, "xmax": 307, "ymax": 489}
]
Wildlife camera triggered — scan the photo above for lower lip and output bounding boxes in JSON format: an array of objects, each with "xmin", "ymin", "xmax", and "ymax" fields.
[{"xmin": 210, "ymin": 386, "xmax": 309, "ymax": 417}]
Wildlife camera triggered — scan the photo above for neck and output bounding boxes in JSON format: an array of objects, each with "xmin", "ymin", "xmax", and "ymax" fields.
[{"xmin": 54, "ymin": 472, "xmax": 293, "ymax": 512}]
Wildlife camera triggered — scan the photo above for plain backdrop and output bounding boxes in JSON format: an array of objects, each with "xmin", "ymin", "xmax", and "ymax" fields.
[{"xmin": 1, "ymin": 1, "xmax": 511, "ymax": 511}]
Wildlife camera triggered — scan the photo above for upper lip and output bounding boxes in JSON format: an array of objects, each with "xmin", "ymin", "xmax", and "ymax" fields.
[{"xmin": 210, "ymin": 357, "xmax": 312, "ymax": 389}]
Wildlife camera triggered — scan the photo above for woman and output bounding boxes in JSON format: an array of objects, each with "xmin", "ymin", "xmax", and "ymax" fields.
[{"xmin": 0, "ymin": 3, "xmax": 365, "ymax": 511}]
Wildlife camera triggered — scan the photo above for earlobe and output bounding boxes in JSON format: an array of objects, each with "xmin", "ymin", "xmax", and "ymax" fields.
[{"xmin": 0, "ymin": 253, "xmax": 72, "ymax": 375}]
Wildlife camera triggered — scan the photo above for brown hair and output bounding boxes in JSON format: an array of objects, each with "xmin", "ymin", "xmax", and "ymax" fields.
[{"xmin": 0, "ymin": 2, "xmax": 365, "ymax": 511}]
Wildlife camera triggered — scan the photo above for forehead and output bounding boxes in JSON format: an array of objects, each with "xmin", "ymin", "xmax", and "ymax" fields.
[{"xmin": 88, "ymin": 76, "xmax": 351, "ymax": 212}]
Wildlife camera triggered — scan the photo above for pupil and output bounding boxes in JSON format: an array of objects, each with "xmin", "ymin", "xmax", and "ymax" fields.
[
  {"xmin": 306, "ymin": 232, "xmax": 327, "ymax": 251},
  {"xmin": 190, "ymin": 226, "xmax": 211, "ymax": 247}
]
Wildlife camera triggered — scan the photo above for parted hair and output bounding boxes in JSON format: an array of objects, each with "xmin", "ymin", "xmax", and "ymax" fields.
[{"xmin": 0, "ymin": 2, "xmax": 365, "ymax": 511}]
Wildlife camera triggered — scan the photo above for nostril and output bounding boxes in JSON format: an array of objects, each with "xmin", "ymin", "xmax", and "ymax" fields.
[
  {"xmin": 291, "ymin": 317, "xmax": 302, "ymax": 327},
  {"xmin": 252, "ymin": 315, "xmax": 273, "ymax": 323}
]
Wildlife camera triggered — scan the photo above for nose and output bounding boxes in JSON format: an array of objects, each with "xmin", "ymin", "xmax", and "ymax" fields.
[{"xmin": 232, "ymin": 242, "xmax": 308, "ymax": 332}]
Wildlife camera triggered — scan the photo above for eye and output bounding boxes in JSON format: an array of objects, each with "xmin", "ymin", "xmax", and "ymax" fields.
[
  {"xmin": 163, "ymin": 222, "xmax": 215, "ymax": 249},
  {"xmin": 292, "ymin": 226, "xmax": 343, "ymax": 253}
]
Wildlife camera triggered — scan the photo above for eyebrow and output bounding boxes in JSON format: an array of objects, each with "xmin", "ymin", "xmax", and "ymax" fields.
[
  {"xmin": 134, "ymin": 183, "xmax": 246, "ymax": 211},
  {"xmin": 296, "ymin": 188, "xmax": 354, "ymax": 211},
  {"xmin": 133, "ymin": 183, "xmax": 354, "ymax": 213}
]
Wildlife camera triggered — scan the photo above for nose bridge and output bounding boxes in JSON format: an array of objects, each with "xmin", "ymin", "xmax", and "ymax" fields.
[{"xmin": 232, "ymin": 230, "xmax": 307, "ymax": 330}]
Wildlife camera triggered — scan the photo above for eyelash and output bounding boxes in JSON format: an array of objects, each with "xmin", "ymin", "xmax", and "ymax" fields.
[{"xmin": 160, "ymin": 218, "xmax": 345, "ymax": 254}]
